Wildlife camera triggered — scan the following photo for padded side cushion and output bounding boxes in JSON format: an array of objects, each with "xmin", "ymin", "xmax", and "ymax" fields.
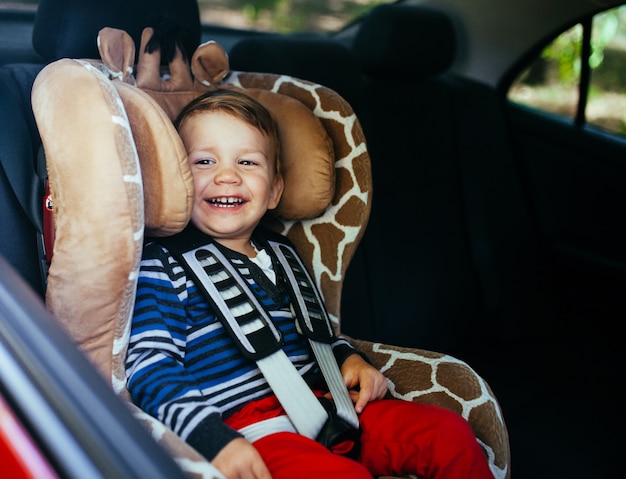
[
  {"xmin": 32, "ymin": 59, "xmax": 144, "ymax": 385},
  {"xmin": 114, "ymin": 81, "xmax": 194, "ymax": 236},
  {"xmin": 242, "ymin": 87, "xmax": 335, "ymax": 220}
]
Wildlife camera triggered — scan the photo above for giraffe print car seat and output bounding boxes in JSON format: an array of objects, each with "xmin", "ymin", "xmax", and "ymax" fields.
[{"xmin": 31, "ymin": 24, "xmax": 510, "ymax": 479}]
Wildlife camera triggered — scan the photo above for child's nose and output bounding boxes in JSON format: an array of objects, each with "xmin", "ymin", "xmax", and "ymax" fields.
[{"xmin": 214, "ymin": 164, "xmax": 240, "ymax": 183}]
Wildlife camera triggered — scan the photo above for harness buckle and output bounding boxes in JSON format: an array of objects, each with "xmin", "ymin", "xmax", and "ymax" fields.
[{"xmin": 316, "ymin": 397, "xmax": 361, "ymax": 460}]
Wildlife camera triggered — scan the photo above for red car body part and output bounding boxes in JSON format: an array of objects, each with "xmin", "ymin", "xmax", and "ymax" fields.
[{"xmin": 0, "ymin": 393, "xmax": 59, "ymax": 479}]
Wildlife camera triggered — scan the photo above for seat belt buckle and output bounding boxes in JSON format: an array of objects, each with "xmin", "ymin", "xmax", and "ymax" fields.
[{"xmin": 316, "ymin": 397, "xmax": 361, "ymax": 460}]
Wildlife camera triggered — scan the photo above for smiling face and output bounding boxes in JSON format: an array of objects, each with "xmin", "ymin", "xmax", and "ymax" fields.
[{"xmin": 178, "ymin": 110, "xmax": 284, "ymax": 254}]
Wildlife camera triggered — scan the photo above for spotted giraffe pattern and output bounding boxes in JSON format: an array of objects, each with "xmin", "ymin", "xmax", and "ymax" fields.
[
  {"xmin": 36, "ymin": 45, "xmax": 510, "ymax": 478},
  {"xmin": 225, "ymin": 71, "xmax": 371, "ymax": 326}
]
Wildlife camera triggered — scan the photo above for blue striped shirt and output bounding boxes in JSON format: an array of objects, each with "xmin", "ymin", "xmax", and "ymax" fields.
[{"xmin": 126, "ymin": 238, "xmax": 357, "ymax": 460}]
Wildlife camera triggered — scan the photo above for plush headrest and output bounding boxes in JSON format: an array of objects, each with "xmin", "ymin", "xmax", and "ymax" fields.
[
  {"xmin": 229, "ymin": 35, "xmax": 363, "ymax": 110},
  {"xmin": 31, "ymin": 24, "xmax": 336, "ymax": 243},
  {"xmin": 95, "ymin": 27, "xmax": 335, "ymax": 229},
  {"xmin": 352, "ymin": 4, "xmax": 456, "ymax": 78},
  {"xmin": 32, "ymin": 0, "xmax": 201, "ymax": 62}
]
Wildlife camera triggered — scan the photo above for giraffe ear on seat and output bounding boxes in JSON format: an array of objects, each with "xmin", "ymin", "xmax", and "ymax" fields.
[{"xmin": 97, "ymin": 27, "xmax": 136, "ymax": 84}]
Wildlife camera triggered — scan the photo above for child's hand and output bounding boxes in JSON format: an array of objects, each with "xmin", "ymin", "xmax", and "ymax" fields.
[
  {"xmin": 212, "ymin": 437, "xmax": 272, "ymax": 479},
  {"xmin": 340, "ymin": 353, "xmax": 388, "ymax": 413}
]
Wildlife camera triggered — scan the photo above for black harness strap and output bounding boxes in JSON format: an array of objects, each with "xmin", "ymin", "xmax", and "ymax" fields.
[
  {"xmin": 267, "ymin": 241, "xmax": 335, "ymax": 343},
  {"xmin": 181, "ymin": 243, "xmax": 283, "ymax": 360},
  {"xmin": 157, "ymin": 225, "xmax": 360, "ymax": 453}
]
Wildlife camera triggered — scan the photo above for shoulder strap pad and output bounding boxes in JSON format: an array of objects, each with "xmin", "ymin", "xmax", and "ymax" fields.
[{"xmin": 158, "ymin": 226, "xmax": 284, "ymax": 360}]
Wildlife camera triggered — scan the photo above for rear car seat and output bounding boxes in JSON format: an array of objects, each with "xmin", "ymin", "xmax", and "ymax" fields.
[
  {"xmin": 350, "ymin": 3, "xmax": 555, "ymax": 357},
  {"xmin": 348, "ymin": 3, "xmax": 484, "ymax": 352}
]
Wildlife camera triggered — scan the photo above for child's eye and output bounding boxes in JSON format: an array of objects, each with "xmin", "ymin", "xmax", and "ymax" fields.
[
  {"xmin": 195, "ymin": 157, "xmax": 215, "ymax": 166},
  {"xmin": 239, "ymin": 159, "xmax": 259, "ymax": 166}
]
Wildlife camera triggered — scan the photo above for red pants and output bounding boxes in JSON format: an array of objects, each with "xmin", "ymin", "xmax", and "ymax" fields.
[{"xmin": 225, "ymin": 395, "xmax": 494, "ymax": 479}]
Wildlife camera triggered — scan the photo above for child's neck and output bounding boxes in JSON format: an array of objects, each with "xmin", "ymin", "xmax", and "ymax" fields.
[{"xmin": 214, "ymin": 237, "xmax": 257, "ymax": 258}]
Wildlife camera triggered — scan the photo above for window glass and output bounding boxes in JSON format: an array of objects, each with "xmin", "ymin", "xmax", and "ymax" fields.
[
  {"xmin": 0, "ymin": 0, "xmax": 38, "ymax": 10},
  {"xmin": 508, "ymin": 5, "xmax": 626, "ymax": 136},
  {"xmin": 508, "ymin": 24, "xmax": 582, "ymax": 120},
  {"xmin": 588, "ymin": 6, "xmax": 626, "ymax": 134},
  {"xmin": 198, "ymin": 0, "xmax": 384, "ymax": 33},
  {"xmin": 0, "ymin": 1, "xmax": 386, "ymax": 34}
]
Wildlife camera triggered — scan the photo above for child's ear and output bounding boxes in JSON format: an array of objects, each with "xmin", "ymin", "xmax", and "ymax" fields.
[{"xmin": 268, "ymin": 174, "xmax": 285, "ymax": 210}]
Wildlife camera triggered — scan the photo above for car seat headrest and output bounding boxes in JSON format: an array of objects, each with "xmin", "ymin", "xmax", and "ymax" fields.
[
  {"xmin": 229, "ymin": 35, "xmax": 363, "ymax": 110},
  {"xmin": 32, "ymin": 0, "xmax": 201, "ymax": 63},
  {"xmin": 352, "ymin": 4, "xmax": 456, "ymax": 78},
  {"xmin": 87, "ymin": 27, "xmax": 336, "ymax": 238}
]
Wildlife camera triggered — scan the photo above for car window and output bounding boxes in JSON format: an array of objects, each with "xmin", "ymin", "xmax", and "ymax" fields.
[
  {"xmin": 0, "ymin": 0, "xmax": 388, "ymax": 33},
  {"xmin": 0, "ymin": 0, "xmax": 38, "ymax": 10},
  {"xmin": 508, "ymin": 4, "xmax": 626, "ymax": 136},
  {"xmin": 198, "ymin": 0, "xmax": 386, "ymax": 33}
]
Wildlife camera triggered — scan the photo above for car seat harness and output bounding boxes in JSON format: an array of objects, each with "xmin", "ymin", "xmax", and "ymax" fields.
[{"xmin": 158, "ymin": 228, "xmax": 361, "ymax": 457}]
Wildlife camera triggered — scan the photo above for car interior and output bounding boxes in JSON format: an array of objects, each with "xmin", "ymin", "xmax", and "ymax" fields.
[{"xmin": 1, "ymin": 0, "xmax": 624, "ymax": 478}]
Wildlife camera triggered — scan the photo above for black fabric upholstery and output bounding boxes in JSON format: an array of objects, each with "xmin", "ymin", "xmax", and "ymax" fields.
[
  {"xmin": 32, "ymin": 0, "xmax": 201, "ymax": 62},
  {"xmin": 341, "ymin": 71, "xmax": 485, "ymax": 352},
  {"xmin": 0, "ymin": 64, "xmax": 46, "ymax": 297},
  {"xmin": 342, "ymin": 2, "xmax": 553, "ymax": 356},
  {"xmin": 352, "ymin": 3, "xmax": 456, "ymax": 78},
  {"xmin": 339, "ymin": 4, "xmax": 480, "ymax": 352}
]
